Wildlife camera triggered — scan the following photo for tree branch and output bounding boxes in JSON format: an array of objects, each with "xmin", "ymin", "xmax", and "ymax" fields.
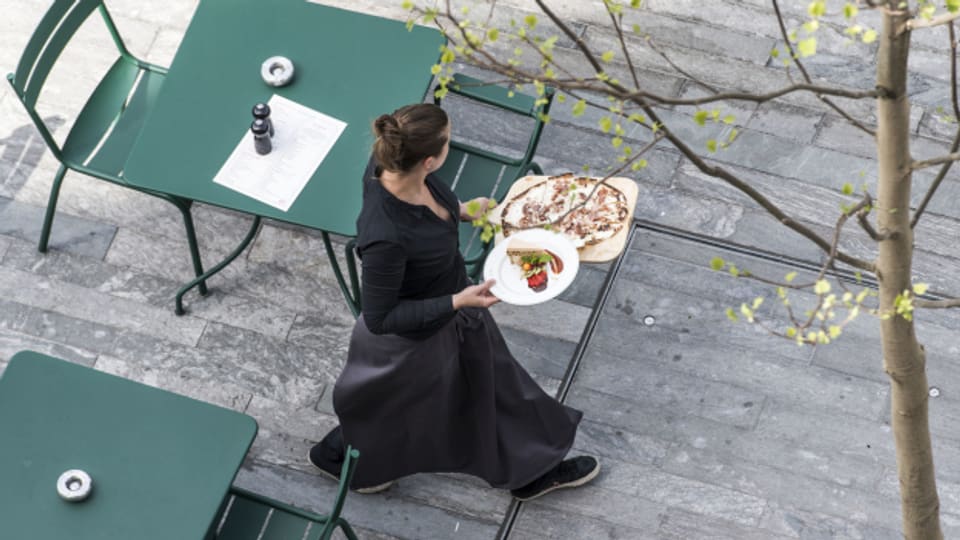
[
  {"xmin": 911, "ymin": 22, "xmax": 960, "ymax": 229},
  {"xmin": 627, "ymin": 83, "xmax": 879, "ymax": 106},
  {"xmin": 771, "ymin": 0, "xmax": 877, "ymax": 136},
  {"xmin": 605, "ymin": 5, "xmax": 641, "ymax": 90},
  {"xmin": 914, "ymin": 297, "xmax": 960, "ymax": 309},
  {"xmin": 910, "ymin": 151, "xmax": 960, "ymax": 170},
  {"xmin": 906, "ymin": 11, "xmax": 960, "ymax": 31}
]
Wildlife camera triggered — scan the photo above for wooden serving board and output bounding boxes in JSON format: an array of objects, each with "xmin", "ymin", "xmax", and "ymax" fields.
[{"xmin": 489, "ymin": 174, "xmax": 638, "ymax": 263}]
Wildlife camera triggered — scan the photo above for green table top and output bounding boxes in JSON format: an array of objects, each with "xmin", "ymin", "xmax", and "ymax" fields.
[
  {"xmin": 0, "ymin": 351, "xmax": 258, "ymax": 540},
  {"xmin": 123, "ymin": 0, "xmax": 444, "ymax": 236}
]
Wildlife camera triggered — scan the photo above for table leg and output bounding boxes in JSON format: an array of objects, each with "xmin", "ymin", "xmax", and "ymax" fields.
[{"xmin": 175, "ymin": 216, "xmax": 262, "ymax": 315}]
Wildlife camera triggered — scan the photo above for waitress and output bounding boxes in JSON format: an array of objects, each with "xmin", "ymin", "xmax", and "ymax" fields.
[{"xmin": 308, "ymin": 103, "xmax": 599, "ymax": 501}]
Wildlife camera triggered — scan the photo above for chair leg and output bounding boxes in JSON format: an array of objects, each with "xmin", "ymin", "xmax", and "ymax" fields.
[
  {"xmin": 38, "ymin": 164, "xmax": 67, "ymax": 253},
  {"xmin": 526, "ymin": 161, "xmax": 543, "ymax": 175}
]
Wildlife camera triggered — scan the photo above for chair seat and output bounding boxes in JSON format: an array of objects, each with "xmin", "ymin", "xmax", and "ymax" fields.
[
  {"xmin": 61, "ymin": 56, "xmax": 164, "ymax": 178},
  {"xmin": 217, "ymin": 494, "xmax": 325, "ymax": 540}
]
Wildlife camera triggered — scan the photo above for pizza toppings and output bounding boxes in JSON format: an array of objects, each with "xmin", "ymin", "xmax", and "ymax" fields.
[
  {"xmin": 507, "ymin": 240, "xmax": 564, "ymax": 293},
  {"xmin": 500, "ymin": 174, "xmax": 630, "ymax": 248}
]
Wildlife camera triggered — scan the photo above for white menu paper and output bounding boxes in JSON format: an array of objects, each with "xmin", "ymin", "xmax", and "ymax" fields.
[{"xmin": 213, "ymin": 94, "xmax": 347, "ymax": 212}]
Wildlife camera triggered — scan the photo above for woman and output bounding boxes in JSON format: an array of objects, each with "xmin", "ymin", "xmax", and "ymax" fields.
[{"xmin": 308, "ymin": 103, "xmax": 599, "ymax": 501}]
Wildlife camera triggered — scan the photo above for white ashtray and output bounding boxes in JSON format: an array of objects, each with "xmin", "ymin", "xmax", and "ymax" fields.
[{"xmin": 261, "ymin": 56, "xmax": 295, "ymax": 87}]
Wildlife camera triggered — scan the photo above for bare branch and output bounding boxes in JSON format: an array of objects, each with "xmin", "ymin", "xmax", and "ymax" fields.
[
  {"xmin": 771, "ymin": 0, "xmax": 877, "ymax": 136},
  {"xmin": 914, "ymin": 297, "xmax": 960, "ymax": 309},
  {"xmin": 911, "ymin": 22, "xmax": 960, "ymax": 229},
  {"xmin": 644, "ymin": 37, "xmax": 720, "ymax": 94},
  {"xmin": 605, "ymin": 5, "xmax": 641, "ymax": 90},
  {"xmin": 910, "ymin": 151, "xmax": 960, "ymax": 170},
  {"xmin": 627, "ymin": 83, "xmax": 879, "ymax": 107},
  {"xmin": 906, "ymin": 11, "xmax": 960, "ymax": 31}
]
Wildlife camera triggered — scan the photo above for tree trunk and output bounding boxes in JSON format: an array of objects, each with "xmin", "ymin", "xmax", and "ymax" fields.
[{"xmin": 875, "ymin": 8, "xmax": 942, "ymax": 539}]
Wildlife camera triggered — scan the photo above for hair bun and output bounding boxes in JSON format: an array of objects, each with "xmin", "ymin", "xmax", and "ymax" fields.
[{"xmin": 373, "ymin": 114, "xmax": 401, "ymax": 138}]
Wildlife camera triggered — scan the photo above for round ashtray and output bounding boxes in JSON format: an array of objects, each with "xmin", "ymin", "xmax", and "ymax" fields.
[
  {"xmin": 642, "ymin": 315, "xmax": 656, "ymax": 327},
  {"xmin": 261, "ymin": 56, "xmax": 295, "ymax": 87},
  {"xmin": 57, "ymin": 469, "xmax": 93, "ymax": 502}
]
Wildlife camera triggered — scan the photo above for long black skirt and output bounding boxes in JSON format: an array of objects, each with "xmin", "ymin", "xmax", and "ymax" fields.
[{"xmin": 332, "ymin": 307, "xmax": 582, "ymax": 489}]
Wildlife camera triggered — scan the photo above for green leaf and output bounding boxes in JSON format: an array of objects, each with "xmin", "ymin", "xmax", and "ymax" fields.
[
  {"xmin": 752, "ymin": 297, "xmax": 764, "ymax": 309},
  {"xmin": 797, "ymin": 37, "xmax": 817, "ymax": 58},
  {"xmin": 693, "ymin": 110, "xmax": 708, "ymax": 126},
  {"xmin": 706, "ymin": 139, "xmax": 718, "ymax": 153},
  {"xmin": 628, "ymin": 113, "xmax": 646, "ymax": 123},
  {"xmin": 862, "ymin": 29, "xmax": 877, "ymax": 44},
  {"xmin": 599, "ymin": 116, "xmax": 613, "ymax": 133},
  {"xmin": 843, "ymin": 2, "xmax": 859, "ymax": 18},
  {"xmin": 441, "ymin": 47, "xmax": 456, "ymax": 64},
  {"xmin": 814, "ymin": 279, "xmax": 831, "ymax": 295},
  {"xmin": 841, "ymin": 183, "xmax": 853, "ymax": 195},
  {"xmin": 710, "ymin": 256, "xmax": 725, "ymax": 271},
  {"xmin": 828, "ymin": 325, "xmax": 842, "ymax": 339},
  {"xmin": 524, "ymin": 14, "xmax": 537, "ymax": 28},
  {"xmin": 807, "ymin": 0, "xmax": 826, "ymax": 18},
  {"xmin": 803, "ymin": 20, "xmax": 820, "ymax": 33},
  {"xmin": 601, "ymin": 51, "xmax": 615, "ymax": 63},
  {"xmin": 466, "ymin": 200, "xmax": 480, "ymax": 216},
  {"xmin": 632, "ymin": 24, "xmax": 641, "ymax": 34},
  {"xmin": 950, "ymin": 0, "xmax": 960, "ymax": 13},
  {"xmin": 785, "ymin": 271, "xmax": 797, "ymax": 283},
  {"xmin": 771, "ymin": 48, "xmax": 780, "ymax": 58},
  {"xmin": 913, "ymin": 283, "xmax": 929, "ymax": 295},
  {"xmin": 725, "ymin": 307, "xmax": 738, "ymax": 322},
  {"xmin": 487, "ymin": 28, "xmax": 499, "ymax": 41},
  {"xmin": 401, "ymin": 0, "xmax": 413, "ymax": 10},
  {"xmin": 430, "ymin": 64, "xmax": 441, "ymax": 75},
  {"xmin": 572, "ymin": 99, "xmax": 587, "ymax": 117},
  {"xmin": 631, "ymin": 0, "xmax": 642, "ymax": 7},
  {"xmin": 785, "ymin": 327, "xmax": 797, "ymax": 338},
  {"xmin": 611, "ymin": 136, "xmax": 623, "ymax": 148},
  {"xmin": 722, "ymin": 115, "xmax": 736, "ymax": 125}
]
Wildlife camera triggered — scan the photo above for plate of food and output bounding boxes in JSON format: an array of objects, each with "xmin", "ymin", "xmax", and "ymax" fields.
[{"xmin": 483, "ymin": 229, "xmax": 579, "ymax": 306}]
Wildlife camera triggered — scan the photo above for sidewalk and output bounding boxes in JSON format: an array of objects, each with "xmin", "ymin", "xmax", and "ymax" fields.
[{"xmin": 3, "ymin": 1, "xmax": 960, "ymax": 538}]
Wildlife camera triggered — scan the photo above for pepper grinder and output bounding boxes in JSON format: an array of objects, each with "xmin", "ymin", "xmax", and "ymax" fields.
[
  {"xmin": 251, "ymin": 119, "xmax": 272, "ymax": 155},
  {"xmin": 252, "ymin": 103, "xmax": 275, "ymax": 137}
]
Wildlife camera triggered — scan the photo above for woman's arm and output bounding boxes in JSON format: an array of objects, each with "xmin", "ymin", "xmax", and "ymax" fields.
[{"xmin": 360, "ymin": 241, "xmax": 455, "ymax": 335}]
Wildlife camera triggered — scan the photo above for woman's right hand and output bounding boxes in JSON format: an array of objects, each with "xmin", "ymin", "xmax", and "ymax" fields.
[{"xmin": 452, "ymin": 279, "xmax": 500, "ymax": 309}]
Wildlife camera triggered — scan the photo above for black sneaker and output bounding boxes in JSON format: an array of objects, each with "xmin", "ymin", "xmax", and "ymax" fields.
[
  {"xmin": 510, "ymin": 455, "xmax": 600, "ymax": 501},
  {"xmin": 307, "ymin": 426, "xmax": 393, "ymax": 494}
]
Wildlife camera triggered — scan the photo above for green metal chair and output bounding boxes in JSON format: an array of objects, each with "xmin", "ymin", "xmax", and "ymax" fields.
[
  {"xmin": 6, "ymin": 0, "xmax": 207, "ymax": 294},
  {"xmin": 332, "ymin": 74, "xmax": 554, "ymax": 317},
  {"xmin": 216, "ymin": 446, "xmax": 361, "ymax": 540},
  {"xmin": 435, "ymin": 73, "xmax": 554, "ymax": 283}
]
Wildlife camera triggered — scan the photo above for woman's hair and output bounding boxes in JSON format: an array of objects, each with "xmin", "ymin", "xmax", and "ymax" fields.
[{"xmin": 372, "ymin": 103, "xmax": 449, "ymax": 173}]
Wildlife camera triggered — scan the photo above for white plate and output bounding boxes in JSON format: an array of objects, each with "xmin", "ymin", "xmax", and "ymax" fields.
[{"xmin": 483, "ymin": 229, "xmax": 580, "ymax": 306}]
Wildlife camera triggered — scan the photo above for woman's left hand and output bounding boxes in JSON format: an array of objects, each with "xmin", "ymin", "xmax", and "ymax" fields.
[{"xmin": 459, "ymin": 197, "xmax": 495, "ymax": 222}]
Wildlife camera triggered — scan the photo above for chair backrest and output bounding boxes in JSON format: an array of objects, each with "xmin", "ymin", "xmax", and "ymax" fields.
[
  {"xmin": 7, "ymin": 0, "xmax": 129, "ymax": 159},
  {"xmin": 435, "ymin": 72, "xmax": 554, "ymax": 168},
  {"xmin": 217, "ymin": 446, "xmax": 360, "ymax": 540}
]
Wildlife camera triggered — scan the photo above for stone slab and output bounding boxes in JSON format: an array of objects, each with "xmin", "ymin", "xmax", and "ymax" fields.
[
  {"xmin": 234, "ymin": 461, "xmax": 502, "ymax": 540},
  {"xmin": 0, "ymin": 197, "xmax": 116, "ymax": 259},
  {"xmin": 0, "ymin": 265, "xmax": 206, "ymax": 346}
]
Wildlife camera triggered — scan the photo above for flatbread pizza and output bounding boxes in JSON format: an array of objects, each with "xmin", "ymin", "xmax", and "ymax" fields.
[{"xmin": 499, "ymin": 173, "xmax": 631, "ymax": 249}]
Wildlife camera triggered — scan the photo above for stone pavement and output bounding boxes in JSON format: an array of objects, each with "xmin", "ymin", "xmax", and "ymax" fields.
[{"xmin": 3, "ymin": 0, "xmax": 960, "ymax": 538}]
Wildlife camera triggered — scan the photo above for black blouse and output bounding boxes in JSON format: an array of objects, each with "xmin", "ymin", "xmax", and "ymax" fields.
[{"xmin": 355, "ymin": 159, "xmax": 469, "ymax": 339}]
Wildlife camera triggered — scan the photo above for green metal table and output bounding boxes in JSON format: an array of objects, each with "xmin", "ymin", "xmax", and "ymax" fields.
[
  {"xmin": 123, "ymin": 0, "xmax": 445, "ymax": 314},
  {"xmin": 0, "ymin": 351, "xmax": 258, "ymax": 539}
]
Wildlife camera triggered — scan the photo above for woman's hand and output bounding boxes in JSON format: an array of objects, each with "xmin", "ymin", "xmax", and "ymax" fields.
[
  {"xmin": 452, "ymin": 279, "xmax": 500, "ymax": 309},
  {"xmin": 459, "ymin": 197, "xmax": 495, "ymax": 222}
]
